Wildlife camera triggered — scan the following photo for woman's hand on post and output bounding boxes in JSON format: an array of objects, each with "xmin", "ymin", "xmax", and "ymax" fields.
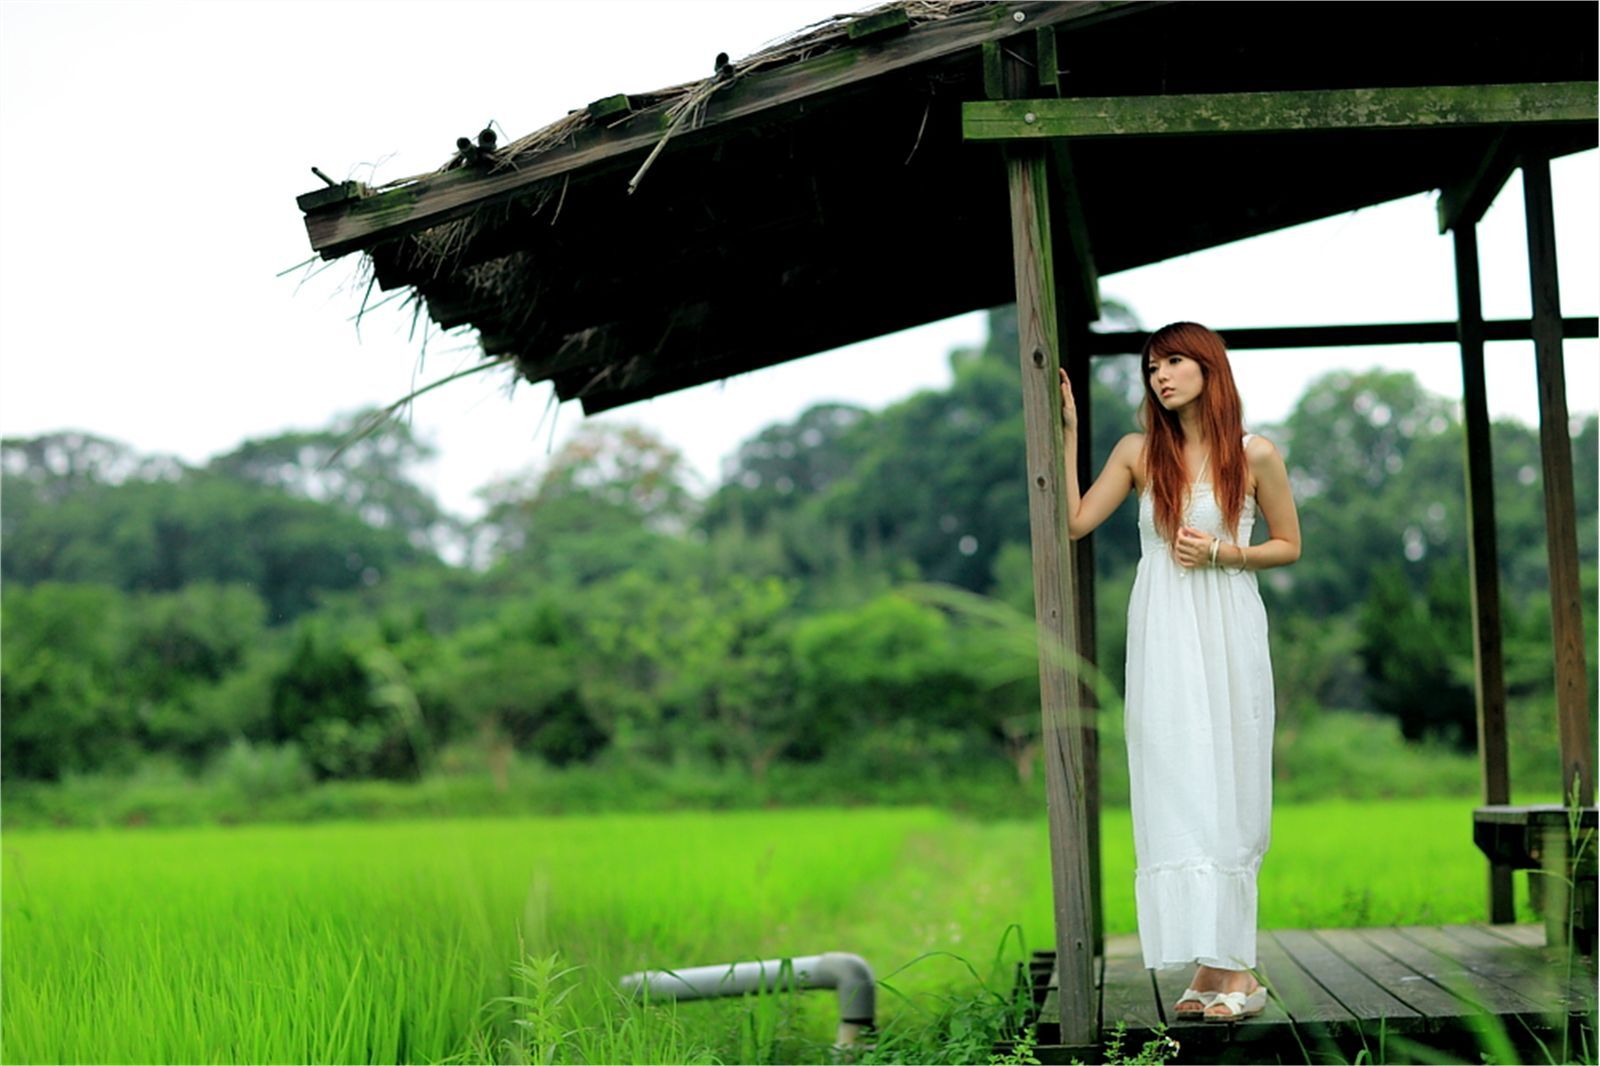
[
  {"xmin": 1175, "ymin": 526, "xmax": 1212, "ymax": 569},
  {"xmin": 1058, "ymin": 368, "xmax": 1077, "ymax": 433}
]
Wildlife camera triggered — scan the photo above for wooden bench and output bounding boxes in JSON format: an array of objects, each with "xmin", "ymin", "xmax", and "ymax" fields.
[{"xmin": 1474, "ymin": 805, "xmax": 1598, "ymax": 954}]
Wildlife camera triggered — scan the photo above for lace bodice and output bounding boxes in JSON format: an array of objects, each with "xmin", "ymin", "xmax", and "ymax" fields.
[
  {"xmin": 1138, "ymin": 483, "xmax": 1258, "ymax": 559},
  {"xmin": 1136, "ymin": 434, "xmax": 1259, "ymax": 559}
]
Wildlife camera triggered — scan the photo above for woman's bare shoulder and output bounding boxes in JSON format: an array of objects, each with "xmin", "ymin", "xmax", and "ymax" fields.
[
  {"xmin": 1244, "ymin": 433, "xmax": 1283, "ymax": 464},
  {"xmin": 1110, "ymin": 432, "xmax": 1145, "ymax": 465}
]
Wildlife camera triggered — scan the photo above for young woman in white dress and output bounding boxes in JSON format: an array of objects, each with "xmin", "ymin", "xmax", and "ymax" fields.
[{"xmin": 1057, "ymin": 321, "xmax": 1302, "ymax": 1022}]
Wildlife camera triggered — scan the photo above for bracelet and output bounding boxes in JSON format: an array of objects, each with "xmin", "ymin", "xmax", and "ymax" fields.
[
  {"xmin": 1224, "ymin": 543, "xmax": 1249, "ymax": 576},
  {"xmin": 1208, "ymin": 537, "xmax": 1221, "ymax": 567}
]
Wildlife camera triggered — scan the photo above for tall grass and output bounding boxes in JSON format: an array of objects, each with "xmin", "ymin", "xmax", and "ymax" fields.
[{"xmin": 0, "ymin": 799, "xmax": 1537, "ymax": 1063}]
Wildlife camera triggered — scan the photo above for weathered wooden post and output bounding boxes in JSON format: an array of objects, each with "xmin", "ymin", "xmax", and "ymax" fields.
[
  {"xmin": 1522, "ymin": 153, "xmax": 1595, "ymax": 810},
  {"xmin": 1439, "ymin": 151, "xmax": 1515, "ymax": 921},
  {"xmin": 987, "ymin": 33, "xmax": 1095, "ymax": 1047},
  {"xmin": 1037, "ymin": 21, "xmax": 1105, "ymax": 963}
]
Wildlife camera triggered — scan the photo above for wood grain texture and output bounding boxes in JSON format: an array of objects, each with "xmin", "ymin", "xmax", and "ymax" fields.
[
  {"xmin": 1312, "ymin": 928, "xmax": 1472, "ymax": 1026},
  {"xmin": 1382, "ymin": 925, "xmax": 1545, "ymax": 1014},
  {"xmin": 1098, "ymin": 936, "xmax": 1163, "ymax": 1032},
  {"xmin": 1436, "ymin": 924, "xmax": 1596, "ymax": 1014},
  {"xmin": 1522, "ymin": 155, "xmax": 1595, "ymax": 808},
  {"xmin": 963, "ymin": 81, "xmax": 1599, "ymax": 140},
  {"xmin": 1453, "ymin": 224, "xmax": 1515, "ymax": 923},
  {"xmin": 1007, "ymin": 131, "xmax": 1095, "ymax": 1048},
  {"xmin": 1272, "ymin": 929, "xmax": 1421, "ymax": 1026}
]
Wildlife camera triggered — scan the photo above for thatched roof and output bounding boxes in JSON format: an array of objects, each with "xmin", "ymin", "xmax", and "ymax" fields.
[{"xmin": 296, "ymin": 0, "xmax": 1596, "ymax": 413}]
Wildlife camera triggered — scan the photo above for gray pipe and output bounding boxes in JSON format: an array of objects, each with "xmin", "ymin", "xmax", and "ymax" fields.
[{"xmin": 620, "ymin": 952, "xmax": 874, "ymax": 1046}]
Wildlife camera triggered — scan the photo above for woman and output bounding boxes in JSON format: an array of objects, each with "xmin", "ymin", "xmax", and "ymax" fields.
[{"xmin": 1057, "ymin": 321, "xmax": 1301, "ymax": 1022}]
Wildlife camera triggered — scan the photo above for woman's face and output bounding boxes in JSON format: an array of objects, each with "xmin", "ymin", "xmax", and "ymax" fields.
[{"xmin": 1147, "ymin": 350, "xmax": 1206, "ymax": 411}]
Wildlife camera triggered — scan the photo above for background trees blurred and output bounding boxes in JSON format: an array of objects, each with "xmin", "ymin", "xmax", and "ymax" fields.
[{"xmin": 3, "ymin": 308, "xmax": 1594, "ymax": 810}]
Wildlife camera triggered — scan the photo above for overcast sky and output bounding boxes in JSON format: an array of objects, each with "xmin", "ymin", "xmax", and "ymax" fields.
[{"xmin": 1, "ymin": 1, "xmax": 1594, "ymax": 520}]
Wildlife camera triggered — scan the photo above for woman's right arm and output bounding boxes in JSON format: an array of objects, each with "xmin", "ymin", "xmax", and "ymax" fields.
[{"xmin": 1060, "ymin": 369, "xmax": 1140, "ymax": 541}]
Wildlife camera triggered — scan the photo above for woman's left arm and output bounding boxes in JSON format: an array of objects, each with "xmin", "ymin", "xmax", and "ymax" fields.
[{"xmin": 1223, "ymin": 436, "xmax": 1300, "ymax": 571}]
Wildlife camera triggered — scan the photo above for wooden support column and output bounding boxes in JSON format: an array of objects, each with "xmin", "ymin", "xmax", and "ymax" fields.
[
  {"xmin": 992, "ymin": 38, "xmax": 1095, "ymax": 1046},
  {"xmin": 1522, "ymin": 155, "xmax": 1594, "ymax": 808},
  {"xmin": 1039, "ymin": 22, "xmax": 1104, "ymax": 962},
  {"xmin": 1062, "ymin": 313, "xmax": 1103, "ymax": 957},
  {"xmin": 1453, "ymin": 223, "xmax": 1515, "ymax": 922}
]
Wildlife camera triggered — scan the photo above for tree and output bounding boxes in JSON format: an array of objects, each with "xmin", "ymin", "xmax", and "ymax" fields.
[
  {"xmin": 2, "ymin": 430, "xmax": 441, "ymax": 622},
  {"xmin": 474, "ymin": 423, "xmax": 702, "ymax": 585},
  {"xmin": 208, "ymin": 412, "xmax": 452, "ymax": 553},
  {"xmin": 267, "ymin": 622, "xmax": 418, "ymax": 779},
  {"xmin": 1358, "ymin": 565, "xmax": 1476, "ymax": 748},
  {"xmin": 423, "ymin": 598, "xmax": 602, "ymax": 782},
  {"xmin": 1, "ymin": 583, "xmax": 136, "ymax": 779}
]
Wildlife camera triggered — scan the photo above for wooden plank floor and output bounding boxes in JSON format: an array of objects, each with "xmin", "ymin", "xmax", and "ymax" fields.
[{"xmin": 1024, "ymin": 924, "xmax": 1596, "ymax": 1064}]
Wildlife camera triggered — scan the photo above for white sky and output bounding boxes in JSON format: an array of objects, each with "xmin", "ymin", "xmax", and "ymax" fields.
[{"xmin": 1, "ymin": 1, "xmax": 1594, "ymax": 520}]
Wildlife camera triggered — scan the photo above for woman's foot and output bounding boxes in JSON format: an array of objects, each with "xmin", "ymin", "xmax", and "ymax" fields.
[
  {"xmin": 1173, "ymin": 965, "xmax": 1257, "ymax": 1018},
  {"xmin": 1172, "ymin": 965, "xmax": 1221, "ymax": 1017},
  {"xmin": 1203, "ymin": 970, "xmax": 1264, "ymax": 1021}
]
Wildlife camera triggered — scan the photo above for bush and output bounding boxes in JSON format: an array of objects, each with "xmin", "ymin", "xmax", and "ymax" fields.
[
  {"xmin": 208, "ymin": 739, "xmax": 312, "ymax": 805},
  {"xmin": 1273, "ymin": 708, "xmax": 1479, "ymax": 802}
]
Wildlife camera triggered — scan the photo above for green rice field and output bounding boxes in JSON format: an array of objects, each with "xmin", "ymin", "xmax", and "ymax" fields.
[{"xmin": 0, "ymin": 798, "xmax": 1534, "ymax": 1064}]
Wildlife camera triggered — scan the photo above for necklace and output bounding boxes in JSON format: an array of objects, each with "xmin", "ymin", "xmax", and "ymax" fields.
[{"xmin": 1181, "ymin": 450, "xmax": 1211, "ymax": 524}]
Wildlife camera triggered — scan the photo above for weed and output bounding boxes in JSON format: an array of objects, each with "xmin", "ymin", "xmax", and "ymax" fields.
[{"xmin": 1088, "ymin": 1021, "xmax": 1180, "ymax": 1066}]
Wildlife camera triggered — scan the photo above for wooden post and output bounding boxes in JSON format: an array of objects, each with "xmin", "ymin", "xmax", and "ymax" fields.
[
  {"xmin": 994, "ymin": 40, "xmax": 1095, "ymax": 1046},
  {"xmin": 1062, "ymin": 312, "xmax": 1103, "ymax": 957},
  {"xmin": 1040, "ymin": 22, "xmax": 1104, "ymax": 962},
  {"xmin": 1522, "ymin": 155, "xmax": 1595, "ymax": 808},
  {"xmin": 1453, "ymin": 223, "xmax": 1515, "ymax": 922}
]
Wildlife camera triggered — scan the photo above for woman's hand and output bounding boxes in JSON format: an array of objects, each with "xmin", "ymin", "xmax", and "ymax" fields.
[
  {"xmin": 1174, "ymin": 526, "xmax": 1214, "ymax": 569},
  {"xmin": 1058, "ymin": 368, "xmax": 1078, "ymax": 433}
]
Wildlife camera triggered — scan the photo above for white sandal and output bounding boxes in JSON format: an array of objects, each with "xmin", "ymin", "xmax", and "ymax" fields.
[
  {"xmin": 1204, "ymin": 985, "xmax": 1267, "ymax": 1022},
  {"xmin": 1173, "ymin": 987, "xmax": 1216, "ymax": 1017}
]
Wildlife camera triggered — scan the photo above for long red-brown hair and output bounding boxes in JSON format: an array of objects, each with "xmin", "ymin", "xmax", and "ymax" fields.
[{"xmin": 1141, "ymin": 322, "xmax": 1248, "ymax": 547}]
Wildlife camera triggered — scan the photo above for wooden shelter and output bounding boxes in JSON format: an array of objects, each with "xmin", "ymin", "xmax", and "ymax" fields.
[{"xmin": 296, "ymin": 2, "xmax": 1597, "ymax": 1059}]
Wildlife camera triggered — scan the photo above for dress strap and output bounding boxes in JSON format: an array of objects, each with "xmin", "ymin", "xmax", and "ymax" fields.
[{"xmin": 1242, "ymin": 432, "xmax": 1256, "ymax": 448}]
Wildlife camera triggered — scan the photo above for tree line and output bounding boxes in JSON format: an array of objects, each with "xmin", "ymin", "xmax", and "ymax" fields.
[{"xmin": 4, "ymin": 308, "xmax": 1594, "ymax": 796}]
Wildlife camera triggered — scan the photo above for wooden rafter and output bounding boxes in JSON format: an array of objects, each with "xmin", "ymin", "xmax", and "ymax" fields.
[{"xmin": 1437, "ymin": 131, "xmax": 1522, "ymax": 234}]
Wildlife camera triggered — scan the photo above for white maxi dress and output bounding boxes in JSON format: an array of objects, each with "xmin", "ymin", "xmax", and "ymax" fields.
[{"xmin": 1125, "ymin": 435, "xmax": 1274, "ymax": 972}]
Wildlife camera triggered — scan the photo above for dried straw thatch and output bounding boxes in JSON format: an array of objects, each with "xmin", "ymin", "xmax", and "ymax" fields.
[
  {"xmin": 386, "ymin": 1, "xmax": 987, "ymax": 278},
  {"xmin": 297, "ymin": 0, "xmax": 1595, "ymax": 416}
]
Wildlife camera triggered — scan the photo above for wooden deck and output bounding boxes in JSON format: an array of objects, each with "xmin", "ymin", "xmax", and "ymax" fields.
[{"xmin": 1020, "ymin": 924, "xmax": 1596, "ymax": 1064}]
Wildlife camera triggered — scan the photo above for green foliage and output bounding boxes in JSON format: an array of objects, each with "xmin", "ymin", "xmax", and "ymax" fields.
[
  {"xmin": 1358, "ymin": 565, "xmax": 1477, "ymax": 748},
  {"xmin": 208, "ymin": 739, "xmax": 313, "ymax": 806},
  {"xmin": 0, "ymin": 583, "xmax": 135, "ymax": 780},
  {"xmin": 205, "ymin": 409, "xmax": 450, "ymax": 550},
  {"xmin": 1088, "ymin": 1023, "xmax": 1181, "ymax": 1065},
  {"xmin": 2, "ymin": 430, "xmax": 438, "ymax": 623},
  {"xmin": 2, "ymin": 311, "xmax": 1595, "ymax": 802},
  {"xmin": 268, "ymin": 622, "xmax": 418, "ymax": 780}
]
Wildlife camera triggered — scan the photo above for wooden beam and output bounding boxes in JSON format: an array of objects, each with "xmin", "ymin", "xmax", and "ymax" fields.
[
  {"xmin": 962, "ymin": 82, "xmax": 1598, "ymax": 141},
  {"xmin": 1454, "ymin": 223, "xmax": 1515, "ymax": 923},
  {"xmin": 1084, "ymin": 317, "xmax": 1599, "ymax": 354},
  {"xmin": 845, "ymin": 7, "xmax": 909, "ymax": 42},
  {"xmin": 1048, "ymin": 142, "xmax": 1099, "ymax": 320},
  {"xmin": 301, "ymin": 1, "xmax": 1148, "ymax": 260},
  {"xmin": 1438, "ymin": 132, "xmax": 1521, "ymax": 234},
  {"xmin": 1034, "ymin": 26, "xmax": 1100, "ymax": 319},
  {"xmin": 1002, "ymin": 42, "xmax": 1095, "ymax": 1048},
  {"xmin": 1522, "ymin": 155, "xmax": 1594, "ymax": 809}
]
